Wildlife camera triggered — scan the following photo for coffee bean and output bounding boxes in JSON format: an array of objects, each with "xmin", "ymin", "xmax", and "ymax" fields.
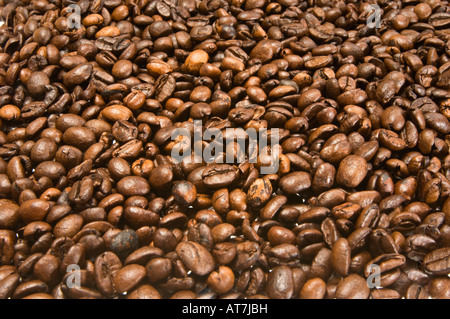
[
  {"xmin": 0, "ymin": 272, "xmax": 20, "ymax": 299},
  {"xmin": 247, "ymin": 178, "xmax": 273, "ymax": 208},
  {"xmin": 116, "ymin": 176, "xmax": 151, "ymax": 197},
  {"xmin": 232, "ymin": 241, "xmax": 261, "ymax": 271},
  {"xmin": 0, "ymin": 230, "xmax": 15, "ymax": 265},
  {"xmin": 18, "ymin": 199, "xmax": 51, "ymax": 224},
  {"xmin": 172, "ymin": 181, "xmax": 197, "ymax": 207},
  {"xmin": 279, "ymin": 171, "xmax": 312, "ymax": 195},
  {"xmin": 126, "ymin": 284, "xmax": 162, "ymax": 299},
  {"xmin": 176, "ymin": 241, "xmax": 215, "ymax": 276},
  {"xmin": 331, "ymin": 238, "xmax": 351, "ymax": 277},
  {"xmin": 63, "ymin": 126, "xmax": 96, "ymax": 151},
  {"xmin": 110, "ymin": 229, "xmax": 139, "ymax": 259},
  {"xmin": 27, "ymin": 72, "xmax": 50, "ymax": 98},
  {"xmin": 299, "ymin": 278, "xmax": 326, "ymax": 299},
  {"xmin": 207, "ymin": 265, "xmax": 235, "ymax": 295},
  {"xmin": 336, "ymin": 155, "xmax": 368, "ymax": 188},
  {"xmin": 113, "ymin": 264, "xmax": 146, "ymax": 294},
  {"xmin": 33, "ymin": 254, "xmax": 61, "ymax": 286},
  {"xmin": 123, "ymin": 206, "xmax": 159, "ymax": 229},
  {"xmin": 202, "ymin": 164, "xmax": 237, "ymax": 189},
  {"xmin": 212, "ymin": 242, "xmax": 237, "ymax": 265},
  {"xmin": 0, "ymin": 200, "xmax": 19, "ymax": 229},
  {"xmin": 185, "ymin": 50, "xmax": 209, "ymax": 74},
  {"xmin": 429, "ymin": 277, "xmax": 450, "ymax": 299},
  {"xmin": 335, "ymin": 274, "xmax": 370, "ymax": 299},
  {"xmin": 63, "ymin": 63, "xmax": 93, "ymax": 88},
  {"xmin": 53, "ymin": 214, "xmax": 83, "ymax": 238},
  {"xmin": 94, "ymin": 252, "xmax": 122, "ymax": 297},
  {"xmin": 266, "ymin": 265, "xmax": 294, "ymax": 299},
  {"xmin": 423, "ymin": 248, "xmax": 450, "ymax": 275}
]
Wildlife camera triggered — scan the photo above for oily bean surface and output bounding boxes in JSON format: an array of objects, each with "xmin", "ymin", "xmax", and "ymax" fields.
[{"xmin": 0, "ymin": 0, "xmax": 448, "ymax": 300}]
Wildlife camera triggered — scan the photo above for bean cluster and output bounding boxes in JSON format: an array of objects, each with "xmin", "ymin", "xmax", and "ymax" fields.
[{"xmin": 0, "ymin": 0, "xmax": 449, "ymax": 299}]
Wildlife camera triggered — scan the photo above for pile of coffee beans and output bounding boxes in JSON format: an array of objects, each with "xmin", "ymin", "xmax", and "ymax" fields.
[{"xmin": 0, "ymin": 0, "xmax": 449, "ymax": 299}]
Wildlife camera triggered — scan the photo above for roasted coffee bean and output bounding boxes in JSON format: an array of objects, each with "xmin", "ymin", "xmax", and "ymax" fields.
[
  {"xmin": 94, "ymin": 251, "xmax": 122, "ymax": 297},
  {"xmin": 428, "ymin": 277, "xmax": 450, "ymax": 299},
  {"xmin": 172, "ymin": 181, "xmax": 197, "ymax": 207},
  {"xmin": 331, "ymin": 238, "xmax": 351, "ymax": 277},
  {"xmin": 113, "ymin": 264, "xmax": 147, "ymax": 294},
  {"xmin": 116, "ymin": 176, "xmax": 150, "ymax": 197},
  {"xmin": 232, "ymin": 241, "xmax": 261, "ymax": 272},
  {"xmin": 175, "ymin": 241, "xmax": 215, "ymax": 276},
  {"xmin": 202, "ymin": 164, "xmax": 237, "ymax": 189},
  {"xmin": 110, "ymin": 229, "xmax": 139, "ymax": 259},
  {"xmin": 335, "ymin": 274, "xmax": 370, "ymax": 299},
  {"xmin": 207, "ymin": 265, "xmax": 235, "ymax": 295},
  {"xmin": 279, "ymin": 172, "xmax": 311, "ymax": 195},
  {"xmin": 299, "ymin": 278, "xmax": 326, "ymax": 299},
  {"xmin": 336, "ymin": 155, "xmax": 368, "ymax": 188},
  {"xmin": 145, "ymin": 257, "xmax": 173, "ymax": 283},
  {"xmin": 247, "ymin": 178, "xmax": 273, "ymax": 208},
  {"xmin": 423, "ymin": 248, "xmax": 450, "ymax": 275},
  {"xmin": 266, "ymin": 265, "xmax": 294, "ymax": 299}
]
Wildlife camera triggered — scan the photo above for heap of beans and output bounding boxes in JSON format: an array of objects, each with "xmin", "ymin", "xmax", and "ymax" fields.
[{"xmin": 0, "ymin": 0, "xmax": 449, "ymax": 299}]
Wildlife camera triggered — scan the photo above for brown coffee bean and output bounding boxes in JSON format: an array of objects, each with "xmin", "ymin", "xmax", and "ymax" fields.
[
  {"xmin": 0, "ymin": 230, "xmax": 15, "ymax": 265},
  {"xmin": 331, "ymin": 238, "xmax": 351, "ymax": 277},
  {"xmin": 247, "ymin": 178, "xmax": 273, "ymax": 208},
  {"xmin": 112, "ymin": 60, "xmax": 133, "ymax": 80},
  {"xmin": 336, "ymin": 155, "xmax": 368, "ymax": 188},
  {"xmin": 207, "ymin": 266, "xmax": 235, "ymax": 295},
  {"xmin": 27, "ymin": 72, "xmax": 50, "ymax": 98},
  {"xmin": 202, "ymin": 164, "xmax": 237, "ymax": 189},
  {"xmin": 299, "ymin": 278, "xmax": 326, "ymax": 299},
  {"xmin": 279, "ymin": 171, "xmax": 311, "ymax": 195},
  {"xmin": 110, "ymin": 229, "xmax": 139, "ymax": 260},
  {"xmin": 116, "ymin": 176, "xmax": 151, "ymax": 197},
  {"xmin": 335, "ymin": 274, "xmax": 370, "ymax": 299},
  {"xmin": 176, "ymin": 241, "xmax": 215, "ymax": 276},
  {"xmin": 266, "ymin": 265, "xmax": 294, "ymax": 299},
  {"xmin": 94, "ymin": 251, "xmax": 122, "ymax": 296},
  {"xmin": 18, "ymin": 199, "xmax": 51, "ymax": 223},
  {"xmin": 429, "ymin": 277, "xmax": 450, "ymax": 299},
  {"xmin": 0, "ymin": 272, "xmax": 20, "ymax": 299},
  {"xmin": 211, "ymin": 223, "xmax": 236, "ymax": 243},
  {"xmin": 123, "ymin": 206, "xmax": 159, "ymax": 229},
  {"xmin": 0, "ymin": 200, "xmax": 20, "ymax": 229},
  {"xmin": 212, "ymin": 242, "xmax": 237, "ymax": 265},
  {"xmin": 423, "ymin": 248, "xmax": 450, "ymax": 275},
  {"xmin": 185, "ymin": 50, "xmax": 209, "ymax": 74},
  {"xmin": 0, "ymin": 105, "xmax": 20, "ymax": 121},
  {"xmin": 33, "ymin": 254, "xmax": 61, "ymax": 285},
  {"xmin": 127, "ymin": 284, "xmax": 162, "ymax": 299},
  {"xmin": 267, "ymin": 226, "xmax": 296, "ymax": 246},
  {"xmin": 113, "ymin": 264, "xmax": 147, "ymax": 294},
  {"xmin": 101, "ymin": 105, "xmax": 133, "ymax": 122},
  {"xmin": 53, "ymin": 214, "xmax": 83, "ymax": 238},
  {"xmin": 172, "ymin": 181, "xmax": 197, "ymax": 207},
  {"xmin": 63, "ymin": 126, "xmax": 96, "ymax": 151},
  {"xmin": 63, "ymin": 63, "xmax": 93, "ymax": 88},
  {"xmin": 12, "ymin": 280, "xmax": 49, "ymax": 299}
]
